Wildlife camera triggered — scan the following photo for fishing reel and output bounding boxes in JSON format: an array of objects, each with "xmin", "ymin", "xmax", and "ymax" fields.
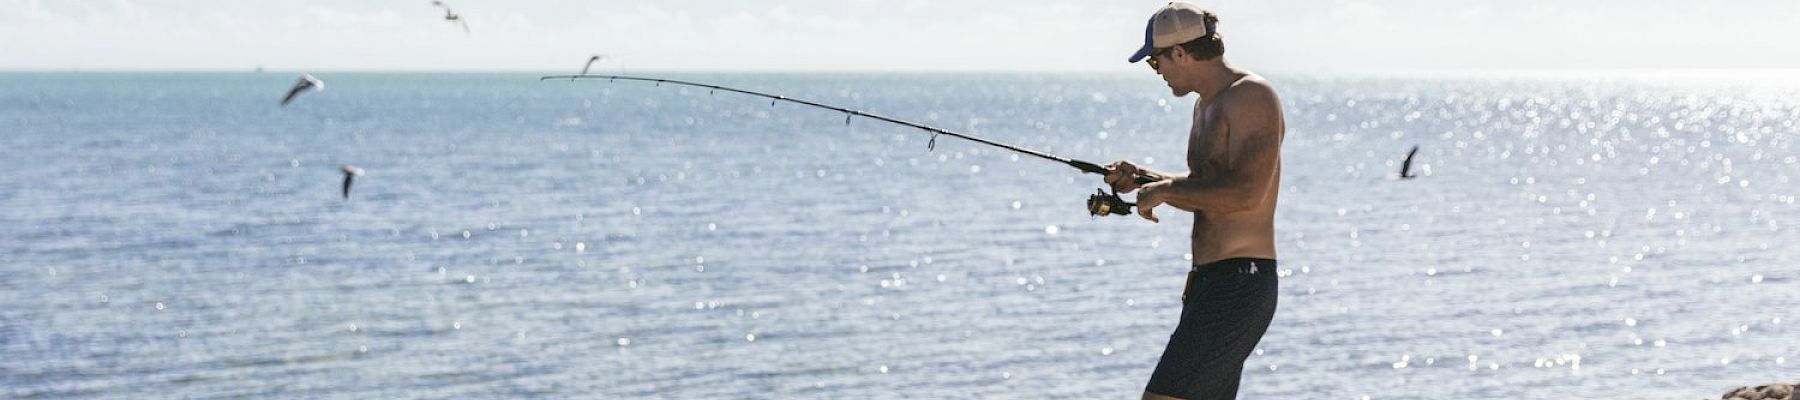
[
  {"xmin": 1085, "ymin": 169, "xmax": 1165, "ymax": 217},
  {"xmin": 1086, "ymin": 188, "xmax": 1136, "ymax": 216}
]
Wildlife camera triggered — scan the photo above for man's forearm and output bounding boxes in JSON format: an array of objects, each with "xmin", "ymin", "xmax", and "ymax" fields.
[
  {"xmin": 1154, "ymin": 173, "xmax": 1255, "ymax": 214},
  {"xmin": 1142, "ymin": 168, "xmax": 1188, "ymax": 182}
]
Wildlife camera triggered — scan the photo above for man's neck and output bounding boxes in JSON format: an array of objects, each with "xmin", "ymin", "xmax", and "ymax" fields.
[{"xmin": 1192, "ymin": 60, "xmax": 1241, "ymax": 106}]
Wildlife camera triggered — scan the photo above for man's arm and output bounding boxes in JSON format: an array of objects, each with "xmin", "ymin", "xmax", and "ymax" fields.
[
  {"xmin": 1104, "ymin": 163, "xmax": 1186, "ymax": 193},
  {"xmin": 1137, "ymin": 81, "xmax": 1282, "ymax": 220}
]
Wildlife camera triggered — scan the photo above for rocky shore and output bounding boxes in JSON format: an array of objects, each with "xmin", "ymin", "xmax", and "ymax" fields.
[{"xmin": 1721, "ymin": 383, "xmax": 1797, "ymax": 400}]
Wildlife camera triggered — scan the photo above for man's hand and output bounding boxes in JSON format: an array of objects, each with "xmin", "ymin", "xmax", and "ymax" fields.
[
  {"xmin": 1135, "ymin": 181, "xmax": 1167, "ymax": 223},
  {"xmin": 1104, "ymin": 160, "xmax": 1145, "ymax": 194}
]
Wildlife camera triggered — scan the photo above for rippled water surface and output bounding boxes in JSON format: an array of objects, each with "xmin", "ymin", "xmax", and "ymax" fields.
[{"xmin": 2, "ymin": 71, "xmax": 1797, "ymax": 399}]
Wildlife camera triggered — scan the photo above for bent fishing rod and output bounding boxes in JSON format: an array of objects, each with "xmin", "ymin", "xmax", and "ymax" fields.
[{"xmin": 540, "ymin": 73, "xmax": 1163, "ymax": 216}]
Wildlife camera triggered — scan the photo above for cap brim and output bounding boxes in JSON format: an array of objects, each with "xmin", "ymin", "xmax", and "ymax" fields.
[
  {"xmin": 1127, "ymin": 15, "xmax": 1156, "ymax": 63},
  {"xmin": 1128, "ymin": 44, "xmax": 1154, "ymax": 63}
]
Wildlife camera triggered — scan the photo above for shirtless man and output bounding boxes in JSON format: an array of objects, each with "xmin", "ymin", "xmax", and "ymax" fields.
[{"xmin": 1104, "ymin": 3, "xmax": 1286, "ymax": 399}]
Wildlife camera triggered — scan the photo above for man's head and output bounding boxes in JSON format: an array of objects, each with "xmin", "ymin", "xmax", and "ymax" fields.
[
  {"xmin": 1129, "ymin": 2, "xmax": 1225, "ymax": 96},
  {"xmin": 1129, "ymin": 2, "xmax": 1224, "ymax": 65}
]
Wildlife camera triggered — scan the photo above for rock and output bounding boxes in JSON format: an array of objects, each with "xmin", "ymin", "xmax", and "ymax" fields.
[{"xmin": 1720, "ymin": 383, "xmax": 1798, "ymax": 400}]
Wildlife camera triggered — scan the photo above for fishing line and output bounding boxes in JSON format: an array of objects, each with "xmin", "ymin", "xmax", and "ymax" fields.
[{"xmin": 542, "ymin": 73, "xmax": 1164, "ymax": 216}]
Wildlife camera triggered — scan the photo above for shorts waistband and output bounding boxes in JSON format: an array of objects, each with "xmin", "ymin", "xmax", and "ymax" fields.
[
  {"xmin": 1183, "ymin": 258, "xmax": 1275, "ymax": 301},
  {"xmin": 1189, "ymin": 258, "xmax": 1275, "ymax": 277}
]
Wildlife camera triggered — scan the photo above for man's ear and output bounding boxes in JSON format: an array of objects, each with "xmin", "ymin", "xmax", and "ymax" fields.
[{"xmin": 1170, "ymin": 45, "xmax": 1188, "ymax": 61}]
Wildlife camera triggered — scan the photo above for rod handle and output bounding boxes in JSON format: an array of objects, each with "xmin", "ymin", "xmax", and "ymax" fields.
[
  {"xmin": 1133, "ymin": 171, "xmax": 1165, "ymax": 185},
  {"xmin": 1069, "ymin": 159, "xmax": 1168, "ymax": 185}
]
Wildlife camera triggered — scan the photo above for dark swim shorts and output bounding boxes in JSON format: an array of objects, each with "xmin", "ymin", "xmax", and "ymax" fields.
[{"xmin": 1145, "ymin": 258, "xmax": 1279, "ymax": 400}]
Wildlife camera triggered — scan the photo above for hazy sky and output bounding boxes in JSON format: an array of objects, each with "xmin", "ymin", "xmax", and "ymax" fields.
[{"xmin": 2, "ymin": 0, "xmax": 1797, "ymax": 72}]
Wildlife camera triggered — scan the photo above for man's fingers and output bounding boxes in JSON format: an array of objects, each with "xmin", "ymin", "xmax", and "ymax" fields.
[
  {"xmin": 1104, "ymin": 160, "xmax": 1147, "ymax": 193},
  {"xmin": 1135, "ymin": 196, "xmax": 1159, "ymax": 222},
  {"xmin": 1138, "ymin": 205, "xmax": 1159, "ymax": 223},
  {"xmin": 1110, "ymin": 181, "xmax": 1137, "ymax": 194}
]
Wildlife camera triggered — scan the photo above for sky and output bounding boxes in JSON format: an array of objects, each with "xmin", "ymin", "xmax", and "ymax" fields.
[{"xmin": 1, "ymin": 0, "xmax": 1797, "ymax": 73}]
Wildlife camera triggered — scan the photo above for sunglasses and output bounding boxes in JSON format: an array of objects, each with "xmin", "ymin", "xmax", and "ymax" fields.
[{"xmin": 1145, "ymin": 47, "xmax": 1175, "ymax": 70}]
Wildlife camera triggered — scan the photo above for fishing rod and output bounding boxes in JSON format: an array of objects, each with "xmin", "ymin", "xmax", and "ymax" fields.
[{"xmin": 540, "ymin": 73, "xmax": 1164, "ymax": 216}]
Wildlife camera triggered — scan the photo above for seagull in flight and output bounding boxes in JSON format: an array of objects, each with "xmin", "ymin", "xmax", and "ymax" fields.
[
  {"xmin": 280, "ymin": 74, "xmax": 323, "ymax": 107},
  {"xmin": 581, "ymin": 55, "xmax": 607, "ymax": 75},
  {"xmin": 431, "ymin": 1, "xmax": 470, "ymax": 34},
  {"xmin": 571, "ymin": 55, "xmax": 608, "ymax": 81},
  {"xmin": 1399, "ymin": 145, "xmax": 1420, "ymax": 179},
  {"xmin": 341, "ymin": 165, "xmax": 365, "ymax": 200}
]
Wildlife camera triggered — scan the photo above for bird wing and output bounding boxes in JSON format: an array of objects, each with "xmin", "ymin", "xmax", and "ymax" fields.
[
  {"xmin": 1400, "ymin": 146, "xmax": 1418, "ymax": 177},
  {"xmin": 342, "ymin": 173, "xmax": 354, "ymax": 199},
  {"xmin": 280, "ymin": 81, "xmax": 309, "ymax": 106}
]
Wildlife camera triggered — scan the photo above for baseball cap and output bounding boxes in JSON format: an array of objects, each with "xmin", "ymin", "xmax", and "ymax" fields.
[{"xmin": 1128, "ymin": 2, "xmax": 1216, "ymax": 63}]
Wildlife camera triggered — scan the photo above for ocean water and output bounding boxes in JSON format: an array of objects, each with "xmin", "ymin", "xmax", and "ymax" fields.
[{"xmin": 2, "ymin": 71, "xmax": 1797, "ymax": 399}]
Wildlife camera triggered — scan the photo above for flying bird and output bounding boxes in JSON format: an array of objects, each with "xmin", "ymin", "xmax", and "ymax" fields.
[
  {"xmin": 431, "ymin": 1, "xmax": 470, "ymax": 34},
  {"xmin": 1399, "ymin": 145, "xmax": 1420, "ymax": 179},
  {"xmin": 341, "ymin": 165, "xmax": 365, "ymax": 199},
  {"xmin": 280, "ymin": 74, "xmax": 323, "ymax": 107},
  {"xmin": 580, "ymin": 55, "xmax": 609, "ymax": 76}
]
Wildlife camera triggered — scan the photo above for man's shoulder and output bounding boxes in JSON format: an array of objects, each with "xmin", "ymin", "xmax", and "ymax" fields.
[
  {"xmin": 1221, "ymin": 73, "xmax": 1278, "ymax": 105},
  {"xmin": 1218, "ymin": 73, "xmax": 1281, "ymax": 120}
]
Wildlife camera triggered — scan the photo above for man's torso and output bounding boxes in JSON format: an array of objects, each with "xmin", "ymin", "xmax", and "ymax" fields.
[{"xmin": 1187, "ymin": 74, "xmax": 1284, "ymax": 264}]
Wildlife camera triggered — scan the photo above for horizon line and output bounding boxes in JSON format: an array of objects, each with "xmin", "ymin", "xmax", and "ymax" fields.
[{"xmin": 6, "ymin": 67, "xmax": 1800, "ymax": 74}]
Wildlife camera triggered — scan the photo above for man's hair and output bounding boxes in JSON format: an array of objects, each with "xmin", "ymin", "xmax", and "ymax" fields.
[{"xmin": 1177, "ymin": 12, "xmax": 1223, "ymax": 61}]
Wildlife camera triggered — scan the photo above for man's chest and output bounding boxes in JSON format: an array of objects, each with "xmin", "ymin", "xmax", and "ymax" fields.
[{"xmin": 1186, "ymin": 105, "xmax": 1229, "ymax": 172}]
